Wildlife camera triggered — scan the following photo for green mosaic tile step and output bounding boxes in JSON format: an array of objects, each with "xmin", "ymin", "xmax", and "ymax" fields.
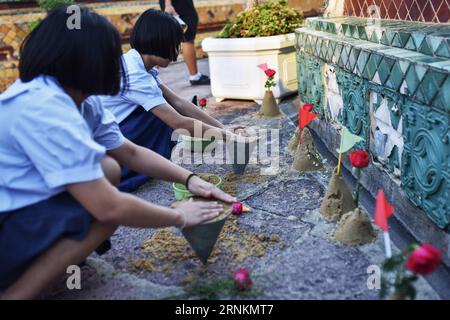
[
  {"xmin": 306, "ymin": 16, "xmax": 450, "ymax": 60},
  {"xmin": 296, "ymin": 27, "xmax": 450, "ymax": 113}
]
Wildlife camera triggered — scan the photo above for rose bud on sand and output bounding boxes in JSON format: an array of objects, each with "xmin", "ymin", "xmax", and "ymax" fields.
[
  {"xmin": 199, "ymin": 98, "xmax": 207, "ymax": 107},
  {"xmin": 232, "ymin": 202, "xmax": 243, "ymax": 215},
  {"xmin": 233, "ymin": 267, "xmax": 253, "ymax": 290}
]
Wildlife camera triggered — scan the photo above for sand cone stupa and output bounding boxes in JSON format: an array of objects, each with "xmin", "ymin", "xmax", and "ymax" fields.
[
  {"xmin": 332, "ymin": 208, "xmax": 377, "ymax": 245},
  {"xmin": 287, "ymin": 128, "xmax": 299, "ymax": 154},
  {"xmin": 260, "ymin": 91, "xmax": 281, "ymax": 117},
  {"xmin": 174, "ymin": 197, "xmax": 231, "ymax": 264},
  {"xmin": 320, "ymin": 167, "xmax": 357, "ymax": 221},
  {"xmin": 226, "ymin": 135, "xmax": 258, "ymax": 175},
  {"xmin": 292, "ymin": 127, "xmax": 323, "ymax": 171}
]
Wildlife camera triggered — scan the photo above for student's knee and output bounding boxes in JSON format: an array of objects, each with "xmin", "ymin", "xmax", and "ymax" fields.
[
  {"xmin": 96, "ymin": 222, "xmax": 118, "ymax": 238},
  {"xmin": 101, "ymin": 156, "xmax": 121, "ymax": 186}
]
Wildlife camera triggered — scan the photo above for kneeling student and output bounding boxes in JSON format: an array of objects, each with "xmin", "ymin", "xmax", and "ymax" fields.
[
  {"xmin": 0, "ymin": 6, "xmax": 234, "ymax": 300},
  {"xmin": 95, "ymin": 9, "xmax": 235, "ymax": 192}
]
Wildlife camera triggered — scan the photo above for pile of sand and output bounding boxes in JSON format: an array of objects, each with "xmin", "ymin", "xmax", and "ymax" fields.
[
  {"xmin": 292, "ymin": 128, "xmax": 323, "ymax": 171},
  {"xmin": 320, "ymin": 168, "xmax": 356, "ymax": 221},
  {"xmin": 332, "ymin": 208, "xmax": 377, "ymax": 245},
  {"xmin": 259, "ymin": 91, "xmax": 281, "ymax": 117},
  {"xmin": 287, "ymin": 128, "xmax": 299, "ymax": 154}
]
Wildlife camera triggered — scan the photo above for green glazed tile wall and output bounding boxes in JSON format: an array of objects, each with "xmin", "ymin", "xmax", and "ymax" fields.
[
  {"xmin": 296, "ymin": 26, "xmax": 450, "ymax": 113},
  {"xmin": 296, "ymin": 18, "xmax": 450, "ymax": 229}
]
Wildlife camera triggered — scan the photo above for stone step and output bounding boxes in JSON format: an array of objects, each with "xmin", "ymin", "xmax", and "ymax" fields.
[
  {"xmin": 306, "ymin": 17, "xmax": 450, "ymax": 60},
  {"xmin": 296, "ymin": 27, "xmax": 450, "ymax": 113}
]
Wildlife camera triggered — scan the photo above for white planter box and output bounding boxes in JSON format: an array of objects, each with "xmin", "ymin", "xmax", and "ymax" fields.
[{"xmin": 202, "ymin": 33, "xmax": 298, "ymax": 103}]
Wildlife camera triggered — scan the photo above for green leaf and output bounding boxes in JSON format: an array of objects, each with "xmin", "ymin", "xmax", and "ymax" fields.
[
  {"xmin": 28, "ymin": 19, "xmax": 42, "ymax": 32},
  {"xmin": 396, "ymin": 277, "xmax": 417, "ymax": 300},
  {"xmin": 38, "ymin": 0, "xmax": 75, "ymax": 11},
  {"xmin": 382, "ymin": 255, "xmax": 404, "ymax": 271}
]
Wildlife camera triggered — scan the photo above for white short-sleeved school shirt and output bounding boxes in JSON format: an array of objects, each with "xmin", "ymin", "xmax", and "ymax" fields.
[
  {"xmin": 0, "ymin": 76, "xmax": 125, "ymax": 212},
  {"xmin": 97, "ymin": 48, "xmax": 167, "ymax": 123}
]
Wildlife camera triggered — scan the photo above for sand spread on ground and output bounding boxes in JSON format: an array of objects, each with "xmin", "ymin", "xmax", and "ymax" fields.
[
  {"xmin": 252, "ymin": 111, "xmax": 283, "ymax": 119},
  {"xmin": 221, "ymin": 170, "xmax": 271, "ymax": 196},
  {"xmin": 131, "ymin": 215, "xmax": 284, "ymax": 273},
  {"xmin": 200, "ymin": 174, "xmax": 219, "ymax": 184}
]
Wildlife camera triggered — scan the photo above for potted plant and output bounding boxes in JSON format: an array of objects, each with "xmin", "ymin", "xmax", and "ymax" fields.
[{"xmin": 201, "ymin": 0, "xmax": 303, "ymax": 103}]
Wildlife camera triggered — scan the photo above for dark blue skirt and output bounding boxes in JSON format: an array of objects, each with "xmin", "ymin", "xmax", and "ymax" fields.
[
  {"xmin": 0, "ymin": 192, "xmax": 93, "ymax": 289},
  {"xmin": 119, "ymin": 107, "xmax": 177, "ymax": 192}
]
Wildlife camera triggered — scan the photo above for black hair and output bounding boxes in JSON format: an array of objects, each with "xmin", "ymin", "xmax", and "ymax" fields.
[
  {"xmin": 130, "ymin": 9, "xmax": 184, "ymax": 61},
  {"xmin": 19, "ymin": 5, "xmax": 125, "ymax": 96}
]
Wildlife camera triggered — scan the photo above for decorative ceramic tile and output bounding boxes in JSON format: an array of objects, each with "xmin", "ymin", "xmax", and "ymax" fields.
[
  {"xmin": 297, "ymin": 51, "xmax": 325, "ymax": 115},
  {"xmin": 402, "ymin": 100, "xmax": 450, "ymax": 228},
  {"xmin": 325, "ymin": 64, "xmax": 344, "ymax": 123},
  {"xmin": 369, "ymin": 89, "xmax": 404, "ymax": 177},
  {"xmin": 336, "ymin": 67, "xmax": 370, "ymax": 150}
]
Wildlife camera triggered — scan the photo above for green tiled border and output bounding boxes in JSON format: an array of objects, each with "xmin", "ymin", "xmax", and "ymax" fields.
[
  {"xmin": 306, "ymin": 17, "xmax": 450, "ymax": 60},
  {"xmin": 296, "ymin": 27, "xmax": 450, "ymax": 113}
]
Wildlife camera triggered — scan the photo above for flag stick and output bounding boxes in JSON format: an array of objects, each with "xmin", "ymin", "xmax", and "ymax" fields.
[
  {"xmin": 337, "ymin": 127, "xmax": 345, "ymax": 175},
  {"xmin": 337, "ymin": 153, "xmax": 343, "ymax": 175},
  {"xmin": 383, "ymin": 231, "xmax": 392, "ymax": 258}
]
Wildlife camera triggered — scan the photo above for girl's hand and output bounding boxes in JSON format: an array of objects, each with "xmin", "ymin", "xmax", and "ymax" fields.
[
  {"xmin": 165, "ymin": 5, "xmax": 178, "ymax": 16},
  {"xmin": 187, "ymin": 175, "xmax": 236, "ymax": 203},
  {"xmin": 174, "ymin": 198, "xmax": 224, "ymax": 228},
  {"xmin": 232, "ymin": 126, "xmax": 248, "ymax": 134}
]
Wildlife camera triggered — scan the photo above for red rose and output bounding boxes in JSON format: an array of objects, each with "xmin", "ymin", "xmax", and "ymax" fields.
[
  {"xmin": 406, "ymin": 244, "xmax": 441, "ymax": 276},
  {"xmin": 232, "ymin": 202, "xmax": 243, "ymax": 216},
  {"xmin": 349, "ymin": 150, "xmax": 369, "ymax": 168},
  {"xmin": 265, "ymin": 69, "xmax": 276, "ymax": 78},
  {"xmin": 199, "ymin": 98, "xmax": 207, "ymax": 107},
  {"xmin": 233, "ymin": 267, "xmax": 253, "ymax": 290},
  {"xmin": 303, "ymin": 104, "xmax": 314, "ymax": 112}
]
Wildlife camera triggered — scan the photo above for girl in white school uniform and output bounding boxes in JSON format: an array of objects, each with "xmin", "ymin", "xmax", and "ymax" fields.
[
  {"xmin": 97, "ymin": 9, "xmax": 236, "ymax": 192},
  {"xmin": 0, "ymin": 6, "xmax": 234, "ymax": 300}
]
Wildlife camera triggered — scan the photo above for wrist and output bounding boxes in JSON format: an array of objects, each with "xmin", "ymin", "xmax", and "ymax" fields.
[
  {"xmin": 173, "ymin": 208, "xmax": 185, "ymax": 229},
  {"xmin": 185, "ymin": 173, "xmax": 197, "ymax": 190}
]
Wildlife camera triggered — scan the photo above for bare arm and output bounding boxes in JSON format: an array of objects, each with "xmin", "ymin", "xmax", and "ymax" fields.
[
  {"xmin": 164, "ymin": 0, "xmax": 178, "ymax": 15},
  {"xmin": 108, "ymin": 139, "xmax": 236, "ymax": 203},
  {"xmin": 160, "ymin": 84, "xmax": 224, "ymax": 129},
  {"xmin": 108, "ymin": 139, "xmax": 190, "ymax": 185},
  {"xmin": 151, "ymin": 103, "xmax": 232, "ymax": 140},
  {"xmin": 67, "ymin": 178, "xmax": 223, "ymax": 228}
]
